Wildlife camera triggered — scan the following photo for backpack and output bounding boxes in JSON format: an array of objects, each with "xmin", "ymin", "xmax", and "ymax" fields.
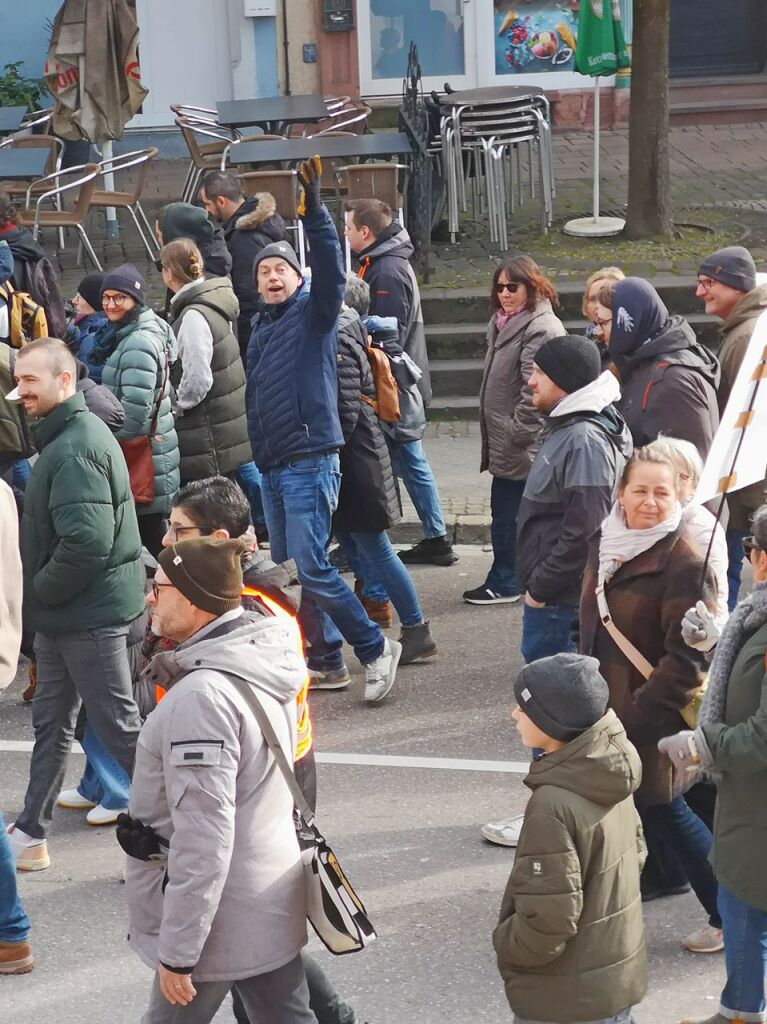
[
  {"xmin": 0, "ymin": 281, "xmax": 48, "ymax": 348},
  {"xmin": 360, "ymin": 342, "xmax": 400, "ymax": 424}
]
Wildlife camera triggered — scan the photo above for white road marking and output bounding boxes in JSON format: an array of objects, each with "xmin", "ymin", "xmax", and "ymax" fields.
[{"xmin": 0, "ymin": 740, "xmax": 528, "ymax": 774}]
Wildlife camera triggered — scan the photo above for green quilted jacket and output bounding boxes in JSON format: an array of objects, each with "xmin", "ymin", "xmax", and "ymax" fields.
[
  {"xmin": 100, "ymin": 307, "xmax": 180, "ymax": 515},
  {"xmin": 21, "ymin": 391, "xmax": 145, "ymax": 634}
]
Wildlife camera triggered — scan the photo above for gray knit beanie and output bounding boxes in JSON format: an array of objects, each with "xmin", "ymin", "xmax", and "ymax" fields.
[
  {"xmin": 698, "ymin": 246, "xmax": 756, "ymax": 293},
  {"xmin": 514, "ymin": 653, "xmax": 609, "ymax": 742}
]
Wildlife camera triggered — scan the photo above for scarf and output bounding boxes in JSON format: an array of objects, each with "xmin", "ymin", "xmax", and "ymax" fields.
[
  {"xmin": 494, "ymin": 305, "xmax": 526, "ymax": 333},
  {"xmin": 598, "ymin": 500, "xmax": 682, "ymax": 585},
  {"xmin": 90, "ymin": 304, "xmax": 143, "ymax": 365},
  {"xmin": 698, "ymin": 579, "xmax": 767, "ymax": 730}
]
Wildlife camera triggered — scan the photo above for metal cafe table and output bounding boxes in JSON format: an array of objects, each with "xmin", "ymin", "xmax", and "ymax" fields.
[
  {"xmin": 0, "ymin": 147, "xmax": 50, "ymax": 182},
  {"xmin": 217, "ymin": 95, "xmax": 330, "ymax": 134},
  {"xmin": 0, "ymin": 106, "xmax": 27, "ymax": 136}
]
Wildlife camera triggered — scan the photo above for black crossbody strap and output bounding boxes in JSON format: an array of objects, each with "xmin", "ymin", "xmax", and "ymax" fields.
[{"xmin": 223, "ymin": 672, "xmax": 316, "ymax": 827}]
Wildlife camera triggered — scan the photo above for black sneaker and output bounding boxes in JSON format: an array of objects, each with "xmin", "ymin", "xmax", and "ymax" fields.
[
  {"xmin": 462, "ymin": 585, "xmax": 520, "ymax": 606},
  {"xmin": 398, "ymin": 536, "xmax": 458, "ymax": 566}
]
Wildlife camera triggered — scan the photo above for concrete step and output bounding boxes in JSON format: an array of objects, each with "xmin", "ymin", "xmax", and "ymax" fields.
[
  {"xmin": 421, "ymin": 277, "xmax": 708, "ymax": 325},
  {"xmin": 670, "ymin": 98, "xmax": 767, "ymax": 127},
  {"xmin": 426, "ymin": 314, "xmax": 722, "ymax": 414},
  {"xmin": 669, "ymin": 74, "xmax": 767, "ymax": 102}
]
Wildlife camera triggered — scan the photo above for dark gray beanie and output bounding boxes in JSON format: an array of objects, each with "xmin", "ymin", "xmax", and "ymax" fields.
[
  {"xmin": 698, "ymin": 246, "xmax": 756, "ymax": 293},
  {"xmin": 514, "ymin": 654, "xmax": 609, "ymax": 742},
  {"xmin": 253, "ymin": 240, "xmax": 301, "ymax": 278},
  {"xmin": 101, "ymin": 263, "xmax": 145, "ymax": 305},
  {"xmin": 534, "ymin": 334, "xmax": 602, "ymax": 395}
]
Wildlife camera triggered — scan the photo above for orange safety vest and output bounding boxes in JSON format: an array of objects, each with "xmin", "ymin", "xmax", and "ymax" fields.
[{"xmin": 154, "ymin": 588, "xmax": 313, "ymax": 762}]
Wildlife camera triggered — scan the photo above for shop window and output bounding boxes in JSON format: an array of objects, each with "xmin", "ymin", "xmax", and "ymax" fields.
[
  {"xmin": 493, "ymin": 1, "xmax": 578, "ymax": 76},
  {"xmin": 368, "ymin": 0, "xmax": 466, "ymax": 80}
]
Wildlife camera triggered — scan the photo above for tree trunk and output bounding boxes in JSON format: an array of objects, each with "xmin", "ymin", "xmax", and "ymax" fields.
[{"xmin": 625, "ymin": 0, "xmax": 672, "ymax": 239}]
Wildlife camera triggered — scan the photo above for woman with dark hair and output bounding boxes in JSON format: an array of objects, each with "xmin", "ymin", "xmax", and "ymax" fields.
[
  {"xmin": 91, "ymin": 263, "xmax": 180, "ymax": 556},
  {"xmin": 464, "ymin": 254, "xmax": 563, "ymax": 606}
]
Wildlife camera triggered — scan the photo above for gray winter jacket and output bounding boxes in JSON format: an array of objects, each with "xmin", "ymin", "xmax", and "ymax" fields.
[
  {"xmin": 480, "ymin": 301, "xmax": 565, "ymax": 480},
  {"xmin": 516, "ymin": 373, "xmax": 633, "ymax": 607},
  {"xmin": 126, "ymin": 608, "xmax": 308, "ymax": 981},
  {"xmin": 357, "ymin": 224, "xmax": 432, "ymax": 406}
]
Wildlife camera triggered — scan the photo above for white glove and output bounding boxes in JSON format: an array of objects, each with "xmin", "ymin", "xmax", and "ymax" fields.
[{"xmin": 681, "ymin": 600, "xmax": 721, "ymax": 652}]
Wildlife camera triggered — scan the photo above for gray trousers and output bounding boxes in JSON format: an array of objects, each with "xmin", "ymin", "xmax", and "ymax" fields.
[
  {"xmin": 141, "ymin": 954, "xmax": 317, "ymax": 1024},
  {"xmin": 16, "ymin": 626, "xmax": 142, "ymax": 840}
]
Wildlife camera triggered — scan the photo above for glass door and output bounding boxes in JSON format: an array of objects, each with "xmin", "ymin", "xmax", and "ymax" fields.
[{"xmin": 357, "ymin": 0, "xmax": 479, "ymax": 96}]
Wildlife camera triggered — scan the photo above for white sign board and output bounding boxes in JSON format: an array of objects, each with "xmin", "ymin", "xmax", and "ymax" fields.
[{"xmin": 696, "ymin": 308, "xmax": 767, "ymax": 504}]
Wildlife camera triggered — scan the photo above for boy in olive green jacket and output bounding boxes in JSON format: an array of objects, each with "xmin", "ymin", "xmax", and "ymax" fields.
[{"xmin": 493, "ymin": 653, "xmax": 647, "ymax": 1024}]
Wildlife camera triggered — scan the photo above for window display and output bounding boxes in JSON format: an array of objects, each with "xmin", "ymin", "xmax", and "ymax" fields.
[
  {"xmin": 494, "ymin": 0, "xmax": 578, "ymax": 74},
  {"xmin": 369, "ymin": 0, "xmax": 466, "ymax": 80}
]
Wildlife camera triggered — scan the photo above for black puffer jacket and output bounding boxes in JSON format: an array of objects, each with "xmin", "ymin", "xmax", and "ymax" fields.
[
  {"xmin": 222, "ymin": 192, "xmax": 288, "ymax": 355},
  {"xmin": 159, "ymin": 203, "xmax": 232, "ymax": 277},
  {"xmin": 616, "ymin": 316, "xmax": 720, "ymax": 457},
  {"xmin": 333, "ymin": 309, "xmax": 400, "ymax": 534}
]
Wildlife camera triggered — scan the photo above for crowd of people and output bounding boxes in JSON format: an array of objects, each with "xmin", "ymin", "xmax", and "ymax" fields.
[{"xmin": 0, "ymin": 149, "xmax": 766, "ymax": 1024}]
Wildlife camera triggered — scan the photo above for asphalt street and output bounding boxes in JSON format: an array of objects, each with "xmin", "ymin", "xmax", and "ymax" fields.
[{"xmin": 0, "ymin": 548, "xmax": 725, "ymax": 1024}]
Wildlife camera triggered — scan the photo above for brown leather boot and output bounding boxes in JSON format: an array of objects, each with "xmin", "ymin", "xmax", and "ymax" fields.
[
  {"xmin": 22, "ymin": 660, "xmax": 36, "ymax": 703},
  {"xmin": 354, "ymin": 579, "xmax": 393, "ymax": 628},
  {"xmin": 0, "ymin": 941, "xmax": 34, "ymax": 974}
]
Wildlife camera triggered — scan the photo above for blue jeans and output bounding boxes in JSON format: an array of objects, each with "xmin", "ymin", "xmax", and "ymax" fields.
[
  {"xmin": 521, "ymin": 604, "xmax": 576, "ymax": 664},
  {"xmin": 486, "ymin": 476, "xmax": 525, "ymax": 596},
  {"xmin": 390, "ymin": 439, "xmax": 446, "ymax": 539},
  {"xmin": 11, "ymin": 458, "xmax": 30, "ymax": 492},
  {"xmin": 337, "ymin": 531, "xmax": 423, "ymax": 626},
  {"xmin": 261, "ymin": 452, "xmax": 383, "ymax": 670},
  {"xmin": 0, "ymin": 812, "xmax": 30, "ymax": 944},
  {"xmin": 77, "ymin": 723, "xmax": 131, "ymax": 809},
  {"xmin": 726, "ymin": 528, "xmax": 748, "ymax": 612},
  {"xmin": 641, "ymin": 795, "xmax": 720, "ymax": 928},
  {"xmin": 718, "ymin": 885, "xmax": 767, "ymax": 1021},
  {"xmin": 231, "ymin": 461, "xmax": 266, "ymax": 530}
]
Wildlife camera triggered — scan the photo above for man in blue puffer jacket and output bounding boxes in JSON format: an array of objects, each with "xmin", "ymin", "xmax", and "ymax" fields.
[{"xmin": 246, "ymin": 157, "xmax": 400, "ymax": 704}]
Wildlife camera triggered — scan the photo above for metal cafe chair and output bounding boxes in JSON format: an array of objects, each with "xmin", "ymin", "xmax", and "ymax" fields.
[
  {"xmin": 175, "ymin": 115, "xmax": 264, "ymax": 203},
  {"xmin": 89, "ymin": 148, "xmax": 159, "ymax": 260},
  {"xmin": 238, "ymin": 169, "xmax": 307, "ymax": 268},
  {"xmin": 339, "ymin": 162, "xmax": 408, "ymax": 272},
  {"xmin": 17, "ymin": 162, "xmax": 102, "ymax": 270}
]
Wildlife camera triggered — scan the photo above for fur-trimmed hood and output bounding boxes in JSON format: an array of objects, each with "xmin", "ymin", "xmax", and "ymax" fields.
[{"xmin": 231, "ymin": 193, "xmax": 278, "ymax": 233}]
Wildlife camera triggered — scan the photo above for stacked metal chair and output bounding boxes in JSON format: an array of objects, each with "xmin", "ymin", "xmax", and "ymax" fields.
[{"xmin": 439, "ymin": 87, "xmax": 554, "ymax": 248}]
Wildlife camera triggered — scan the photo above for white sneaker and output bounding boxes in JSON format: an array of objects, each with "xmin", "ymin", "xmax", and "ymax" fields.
[
  {"xmin": 6, "ymin": 824, "xmax": 50, "ymax": 871},
  {"xmin": 364, "ymin": 638, "xmax": 402, "ymax": 704},
  {"xmin": 86, "ymin": 804, "xmax": 127, "ymax": 827},
  {"xmin": 57, "ymin": 789, "xmax": 97, "ymax": 810},
  {"xmin": 480, "ymin": 814, "xmax": 525, "ymax": 847}
]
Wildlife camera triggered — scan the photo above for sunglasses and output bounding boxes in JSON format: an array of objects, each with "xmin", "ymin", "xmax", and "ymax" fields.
[
  {"xmin": 743, "ymin": 535, "xmax": 761, "ymax": 558},
  {"xmin": 494, "ymin": 281, "xmax": 524, "ymax": 294}
]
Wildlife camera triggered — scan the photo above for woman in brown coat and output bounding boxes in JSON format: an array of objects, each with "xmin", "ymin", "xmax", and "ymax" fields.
[
  {"xmin": 581, "ymin": 445, "xmax": 722, "ymax": 953},
  {"xmin": 464, "ymin": 255, "xmax": 563, "ymax": 606}
]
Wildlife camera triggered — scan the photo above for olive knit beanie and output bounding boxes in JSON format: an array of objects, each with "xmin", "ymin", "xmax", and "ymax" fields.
[
  {"xmin": 157, "ymin": 537, "xmax": 246, "ymax": 615},
  {"xmin": 698, "ymin": 246, "xmax": 757, "ymax": 293}
]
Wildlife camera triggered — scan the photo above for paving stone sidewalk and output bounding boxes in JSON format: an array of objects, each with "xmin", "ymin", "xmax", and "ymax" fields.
[{"xmin": 42, "ymin": 122, "xmax": 767, "ymax": 539}]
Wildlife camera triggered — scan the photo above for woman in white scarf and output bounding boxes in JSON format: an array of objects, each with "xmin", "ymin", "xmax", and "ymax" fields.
[{"xmin": 581, "ymin": 446, "xmax": 722, "ymax": 955}]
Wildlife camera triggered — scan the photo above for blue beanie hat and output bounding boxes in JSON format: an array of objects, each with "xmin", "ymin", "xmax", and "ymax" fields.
[{"xmin": 608, "ymin": 278, "xmax": 668, "ymax": 358}]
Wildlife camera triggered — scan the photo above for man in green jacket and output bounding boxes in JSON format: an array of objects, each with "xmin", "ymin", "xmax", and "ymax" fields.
[
  {"xmin": 493, "ymin": 653, "xmax": 647, "ymax": 1024},
  {"xmin": 6, "ymin": 339, "xmax": 145, "ymax": 873}
]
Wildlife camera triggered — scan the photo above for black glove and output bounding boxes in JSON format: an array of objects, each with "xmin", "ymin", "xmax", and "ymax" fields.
[
  {"xmin": 115, "ymin": 812, "xmax": 169, "ymax": 862},
  {"xmin": 296, "ymin": 155, "xmax": 322, "ymax": 217}
]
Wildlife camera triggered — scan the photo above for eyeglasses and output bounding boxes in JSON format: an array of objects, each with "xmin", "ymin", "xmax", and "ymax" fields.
[
  {"xmin": 151, "ymin": 581, "xmax": 175, "ymax": 600},
  {"xmin": 743, "ymin": 535, "xmax": 761, "ymax": 558},
  {"xmin": 102, "ymin": 293, "xmax": 129, "ymax": 307},
  {"xmin": 696, "ymin": 276, "xmax": 715, "ymax": 293},
  {"xmin": 595, "ymin": 316, "xmax": 613, "ymax": 329},
  {"xmin": 162, "ymin": 520, "xmax": 214, "ymax": 542},
  {"xmin": 494, "ymin": 281, "xmax": 524, "ymax": 294}
]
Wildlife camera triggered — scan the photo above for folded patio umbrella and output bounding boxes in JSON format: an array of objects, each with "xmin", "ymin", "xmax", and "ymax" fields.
[
  {"xmin": 564, "ymin": 0, "xmax": 630, "ymax": 237},
  {"xmin": 44, "ymin": 0, "xmax": 148, "ymax": 143}
]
